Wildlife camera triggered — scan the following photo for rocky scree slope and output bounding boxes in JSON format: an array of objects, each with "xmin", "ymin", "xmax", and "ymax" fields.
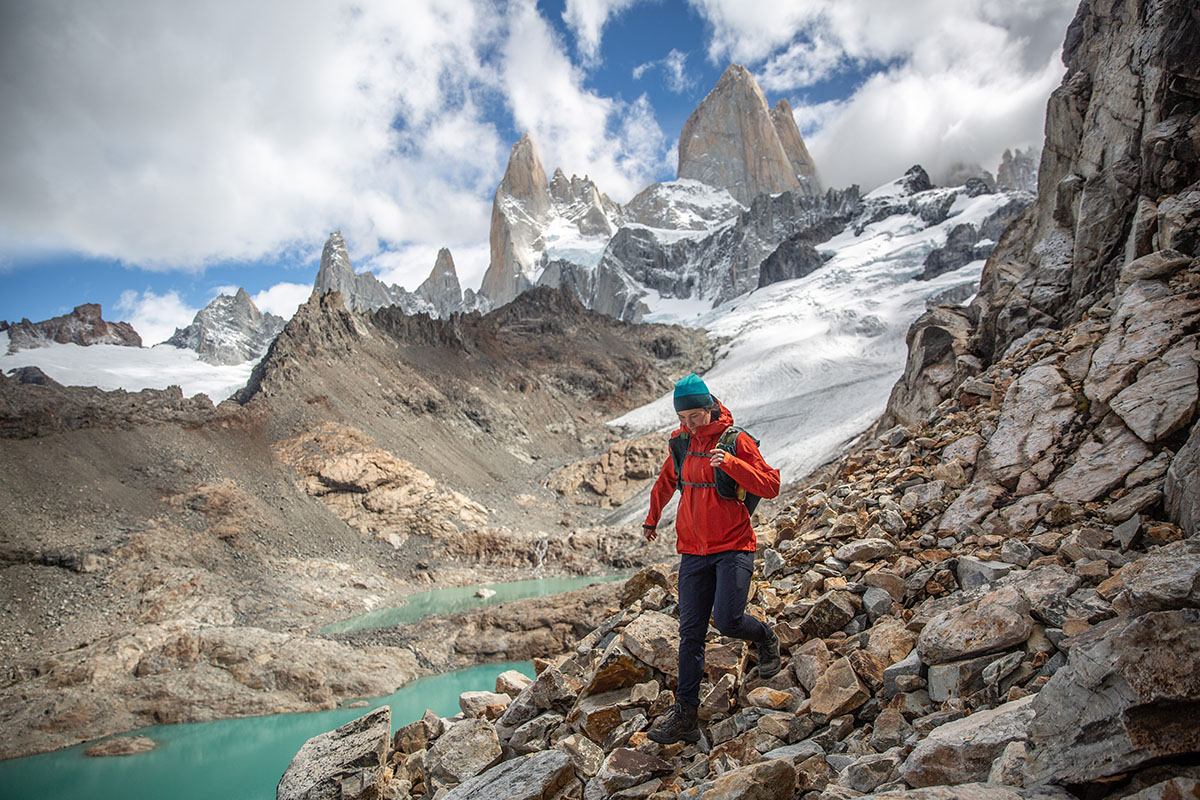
[
  {"xmin": 0, "ymin": 286, "xmax": 706, "ymax": 759},
  {"xmin": 281, "ymin": 0, "xmax": 1200, "ymax": 797}
]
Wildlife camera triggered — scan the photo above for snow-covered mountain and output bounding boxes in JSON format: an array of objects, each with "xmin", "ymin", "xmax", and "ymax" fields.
[
  {"xmin": 165, "ymin": 288, "xmax": 286, "ymax": 366},
  {"xmin": 604, "ymin": 170, "xmax": 1033, "ymax": 524}
]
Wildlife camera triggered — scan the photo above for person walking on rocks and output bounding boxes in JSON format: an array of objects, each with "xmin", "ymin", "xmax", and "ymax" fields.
[{"xmin": 642, "ymin": 373, "xmax": 782, "ymax": 744}]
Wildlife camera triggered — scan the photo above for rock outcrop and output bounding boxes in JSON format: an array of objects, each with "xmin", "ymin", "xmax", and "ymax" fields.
[
  {"xmin": 678, "ymin": 64, "xmax": 821, "ymax": 205},
  {"xmin": 165, "ymin": 287, "xmax": 286, "ymax": 365},
  {"xmin": 996, "ymin": 148, "xmax": 1039, "ymax": 194},
  {"xmin": 479, "ymin": 135, "xmax": 623, "ymax": 309},
  {"xmin": 415, "ymin": 248, "xmax": 465, "ymax": 318},
  {"xmin": 4, "ymin": 304, "xmax": 141, "ymax": 352}
]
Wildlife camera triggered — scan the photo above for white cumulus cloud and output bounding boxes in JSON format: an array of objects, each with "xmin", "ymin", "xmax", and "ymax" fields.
[
  {"xmin": 115, "ymin": 289, "xmax": 198, "ymax": 346},
  {"xmin": 562, "ymin": 0, "xmax": 647, "ymax": 63},
  {"xmin": 688, "ymin": 0, "xmax": 1078, "ymax": 190},
  {"xmin": 252, "ymin": 282, "xmax": 312, "ymax": 320}
]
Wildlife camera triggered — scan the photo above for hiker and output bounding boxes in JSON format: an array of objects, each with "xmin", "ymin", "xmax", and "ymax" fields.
[{"xmin": 642, "ymin": 373, "xmax": 782, "ymax": 744}]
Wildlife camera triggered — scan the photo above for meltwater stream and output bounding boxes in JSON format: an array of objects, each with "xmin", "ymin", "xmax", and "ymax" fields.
[{"xmin": 1, "ymin": 572, "xmax": 628, "ymax": 800}]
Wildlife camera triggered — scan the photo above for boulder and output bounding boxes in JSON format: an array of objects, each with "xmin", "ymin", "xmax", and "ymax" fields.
[
  {"xmin": 1026, "ymin": 609, "xmax": 1200, "ymax": 785},
  {"xmin": 839, "ymin": 751, "xmax": 904, "ymax": 793},
  {"xmin": 277, "ymin": 707, "xmax": 390, "ymax": 800},
  {"xmin": 1117, "ymin": 539, "xmax": 1200, "ymax": 614},
  {"xmin": 800, "ymin": 591, "xmax": 857, "ymax": 637},
  {"xmin": 442, "ymin": 750, "xmax": 575, "ymax": 800},
  {"xmin": 460, "ymin": 690, "xmax": 511, "ymax": 719},
  {"xmin": 899, "ymin": 695, "xmax": 1036, "ymax": 788},
  {"xmin": 809, "ymin": 657, "xmax": 870, "ymax": 718},
  {"xmin": 678, "ymin": 757, "xmax": 797, "ymax": 799},
  {"xmin": 791, "ymin": 638, "xmax": 834, "ymax": 693},
  {"xmin": 583, "ymin": 748, "xmax": 672, "ymax": 800},
  {"xmin": 426, "ymin": 718, "xmax": 502, "ymax": 787},
  {"xmin": 956, "ymin": 557, "xmax": 1015, "ymax": 591},
  {"xmin": 556, "ymin": 733, "xmax": 605, "ymax": 778},
  {"xmin": 917, "ymin": 586, "xmax": 1034, "ymax": 665},
  {"xmin": 926, "ymin": 653, "xmax": 1006, "ymax": 703},
  {"xmin": 620, "ymin": 611, "xmax": 680, "ymax": 677},
  {"xmin": 939, "ymin": 484, "xmax": 1006, "ymax": 534},
  {"xmin": 834, "ymin": 538, "xmax": 898, "ymax": 563}
]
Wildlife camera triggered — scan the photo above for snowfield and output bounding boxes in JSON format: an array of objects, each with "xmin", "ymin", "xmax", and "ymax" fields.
[{"xmin": 0, "ymin": 332, "xmax": 256, "ymax": 401}]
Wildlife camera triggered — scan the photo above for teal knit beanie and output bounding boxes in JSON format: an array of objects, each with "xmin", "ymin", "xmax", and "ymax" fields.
[{"xmin": 673, "ymin": 373, "xmax": 713, "ymax": 412}]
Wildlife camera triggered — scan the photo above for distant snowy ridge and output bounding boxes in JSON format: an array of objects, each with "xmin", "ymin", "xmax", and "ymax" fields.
[{"xmin": 165, "ymin": 287, "xmax": 285, "ymax": 366}]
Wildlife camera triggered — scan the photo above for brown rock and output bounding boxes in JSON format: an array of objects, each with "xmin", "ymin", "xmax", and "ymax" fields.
[
  {"xmin": 678, "ymin": 757, "xmax": 798, "ymax": 800},
  {"xmin": 917, "ymin": 586, "xmax": 1034, "ymax": 665},
  {"xmin": 809, "ymin": 657, "xmax": 870, "ymax": 717},
  {"xmin": 620, "ymin": 611, "xmax": 680, "ymax": 678}
]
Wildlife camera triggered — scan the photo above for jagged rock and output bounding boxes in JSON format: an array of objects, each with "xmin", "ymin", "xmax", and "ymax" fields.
[
  {"xmin": 881, "ymin": 306, "xmax": 975, "ymax": 428},
  {"xmin": 583, "ymin": 748, "xmax": 672, "ymax": 800},
  {"xmin": 871, "ymin": 709, "xmax": 914, "ymax": 752},
  {"xmin": 800, "ymin": 591, "xmax": 858, "ymax": 638},
  {"xmin": 1116, "ymin": 539, "xmax": 1200, "ymax": 614},
  {"xmin": 899, "ymin": 695, "xmax": 1036, "ymax": 788},
  {"xmin": 1166, "ymin": 420, "xmax": 1200, "ymax": 535},
  {"xmin": 791, "ymin": 638, "xmax": 834, "ymax": 694},
  {"xmin": 1123, "ymin": 778, "xmax": 1200, "ymax": 800},
  {"xmin": 834, "ymin": 539, "xmax": 897, "ymax": 563},
  {"xmin": 1026, "ymin": 608, "xmax": 1200, "ymax": 785},
  {"xmin": 809, "ymin": 657, "xmax": 870, "ymax": 717},
  {"xmin": 459, "ymin": 691, "xmax": 511, "ymax": 719},
  {"xmin": 975, "ymin": 363, "xmax": 1076, "ymax": 486},
  {"xmin": 480, "ymin": 135, "xmax": 552, "ymax": 307},
  {"xmin": 619, "ymin": 611, "xmax": 680, "ymax": 677},
  {"xmin": 873, "ymin": 786, "xmax": 1074, "ymax": 799},
  {"xmin": 441, "ymin": 750, "xmax": 574, "ymax": 800},
  {"xmin": 1050, "ymin": 418, "xmax": 1152, "ymax": 502},
  {"xmin": 678, "ymin": 64, "xmax": 819, "ymax": 206},
  {"xmin": 996, "ymin": 148, "xmax": 1039, "ymax": 193},
  {"xmin": 555, "ymin": 733, "xmax": 604, "ymax": 778},
  {"xmin": 987, "ymin": 741, "xmax": 1028, "ymax": 786},
  {"xmin": 758, "ymin": 235, "xmax": 825, "ymax": 288},
  {"xmin": 1109, "ymin": 335, "xmax": 1198, "ymax": 443},
  {"xmin": 571, "ymin": 688, "xmax": 631, "ymax": 742},
  {"xmin": 839, "ymin": 751, "xmax": 904, "ymax": 793},
  {"xmin": 5, "ymin": 303, "xmax": 142, "ymax": 352},
  {"xmin": 165, "ymin": 288, "xmax": 285, "ymax": 365},
  {"xmin": 917, "ymin": 586, "xmax": 1033, "ymax": 665},
  {"xmin": 926, "ymin": 653, "xmax": 1006, "ymax": 703},
  {"xmin": 426, "ymin": 718, "xmax": 502, "ymax": 787},
  {"xmin": 1084, "ymin": 280, "xmax": 1200, "ymax": 410},
  {"xmin": 679, "ymin": 757, "xmax": 797, "ymax": 799},
  {"xmin": 277, "ymin": 707, "xmax": 390, "ymax": 800},
  {"xmin": 584, "ymin": 640, "xmax": 653, "ymax": 694},
  {"xmin": 496, "ymin": 670, "xmax": 533, "ymax": 697},
  {"xmin": 955, "ymin": 557, "xmax": 1015, "ymax": 591},
  {"xmin": 415, "ymin": 248, "xmax": 466, "ymax": 318},
  {"xmin": 938, "ymin": 484, "xmax": 1006, "ymax": 535},
  {"xmin": 312, "ymin": 232, "xmax": 427, "ymax": 316},
  {"xmin": 509, "ymin": 713, "xmax": 564, "ymax": 755}
]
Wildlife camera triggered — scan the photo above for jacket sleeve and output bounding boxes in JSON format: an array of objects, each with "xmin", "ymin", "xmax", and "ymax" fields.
[
  {"xmin": 644, "ymin": 452, "xmax": 678, "ymax": 527},
  {"xmin": 720, "ymin": 432, "xmax": 781, "ymax": 499}
]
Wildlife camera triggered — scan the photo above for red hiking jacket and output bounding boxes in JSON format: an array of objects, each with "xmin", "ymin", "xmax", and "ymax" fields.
[{"xmin": 644, "ymin": 400, "xmax": 780, "ymax": 555}]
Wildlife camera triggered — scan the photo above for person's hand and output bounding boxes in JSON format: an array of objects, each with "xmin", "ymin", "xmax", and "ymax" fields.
[
  {"xmin": 710, "ymin": 450, "xmax": 727, "ymax": 468},
  {"xmin": 642, "ymin": 524, "xmax": 657, "ymax": 542}
]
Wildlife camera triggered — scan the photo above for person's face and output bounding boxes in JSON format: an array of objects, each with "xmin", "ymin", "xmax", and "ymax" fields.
[{"xmin": 677, "ymin": 406, "xmax": 711, "ymax": 433}]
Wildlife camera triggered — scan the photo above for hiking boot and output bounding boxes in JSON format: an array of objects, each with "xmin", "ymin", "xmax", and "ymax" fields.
[
  {"xmin": 647, "ymin": 701, "xmax": 701, "ymax": 744},
  {"xmin": 757, "ymin": 629, "xmax": 781, "ymax": 679}
]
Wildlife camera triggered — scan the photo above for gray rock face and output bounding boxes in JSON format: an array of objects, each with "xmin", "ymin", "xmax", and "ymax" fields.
[
  {"xmin": 312, "ymin": 232, "xmax": 468, "ymax": 319},
  {"xmin": 442, "ymin": 750, "xmax": 574, "ymax": 800},
  {"xmin": 1117, "ymin": 539, "xmax": 1200, "ymax": 614},
  {"xmin": 1049, "ymin": 417, "xmax": 1151, "ymax": 503},
  {"xmin": 916, "ymin": 586, "xmax": 1033, "ymax": 665},
  {"xmin": 973, "ymin": 0, "xmax": 1200, "ymax": 358},
  {"xmin": 678, "ymin": 64, "xmax": 820, "ymax": 205},
  {"xmin": 996, "ymin": 148, "xmax": 1039, "ymax": 193},
  {"xmin": 166, "ymin": 288, "xmax": 285, "ymax": 365},
  {"xmin": 480, "ymin": 135, "xmax": 622, "ymax": 309},
  {"xmin": 426, "ymin": 717, "xmax": 503, "ymax": 787},
  {"xmin": 1166, "ymin": 420, "xmax": 1200, "ymax": 536},
  {"xmin": 277, "ymin": 706, "xmax": 390, "ymax": 800},
  {"xmin": 5, "ymin": 303, "xmax": 142, "ymax": 352},
  {"xmin": 1026, "ymin": 608, "xmax": 1200, "ymax": 785},
  {"xmin": 624, "ymin": 179, "xmax": 744, "ymax": 231},
  {"xmin": 899, "ymin": 695, "xmax": 1036, "ymax": 788},
  {"xmin": 976, "ymin": 362, "xmax": 1077, "ymax": 486}
]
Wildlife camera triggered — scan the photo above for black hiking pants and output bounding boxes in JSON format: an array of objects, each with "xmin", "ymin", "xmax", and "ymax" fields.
[{"xmin": 676, "ymin": 549, "xmax": 771, "ymax": 707}]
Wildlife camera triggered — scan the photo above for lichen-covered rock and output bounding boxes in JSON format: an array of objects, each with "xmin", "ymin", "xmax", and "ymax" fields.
[
  {"xmin": 899, "ymin": 695, "xmax": 1036, "ymax": 788},
  {"xmin": 277, "ymin": 707, "xmax": 390, "ymax": 800},
  {"xmin": 976, "ymin": 363, "xmax": 1077, "ymax": 486},
  {"xmin": 917, "ymin": 587, "xmax": 1033, "ymax": 665},
  {"xmin": 426, "ymin": 718, "xmax": 502, "ymax": 787},
  {"xmin": 1026, "ymin": 609, "xmax": 1200, "ymax": 785}
]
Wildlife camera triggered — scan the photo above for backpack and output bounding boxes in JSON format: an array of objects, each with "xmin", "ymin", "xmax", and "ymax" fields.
[{"xmin": 668, "ymin": 425, "xmax": 762, "ymax": 515}]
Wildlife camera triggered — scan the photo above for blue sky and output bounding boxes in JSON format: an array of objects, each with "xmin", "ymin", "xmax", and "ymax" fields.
[{"xmin": 0, "ymin": 0, "xmax": 1077, "ymax": 345}]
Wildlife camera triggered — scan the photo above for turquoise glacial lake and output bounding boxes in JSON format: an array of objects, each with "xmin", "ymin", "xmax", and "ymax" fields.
[
  {"xmin": 0, "ymin": 660, "xmax": 533, "ymax": 800},
  {"xmin": 319, "ymin": 574, "xmax": 628, "ymax": 633}
]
